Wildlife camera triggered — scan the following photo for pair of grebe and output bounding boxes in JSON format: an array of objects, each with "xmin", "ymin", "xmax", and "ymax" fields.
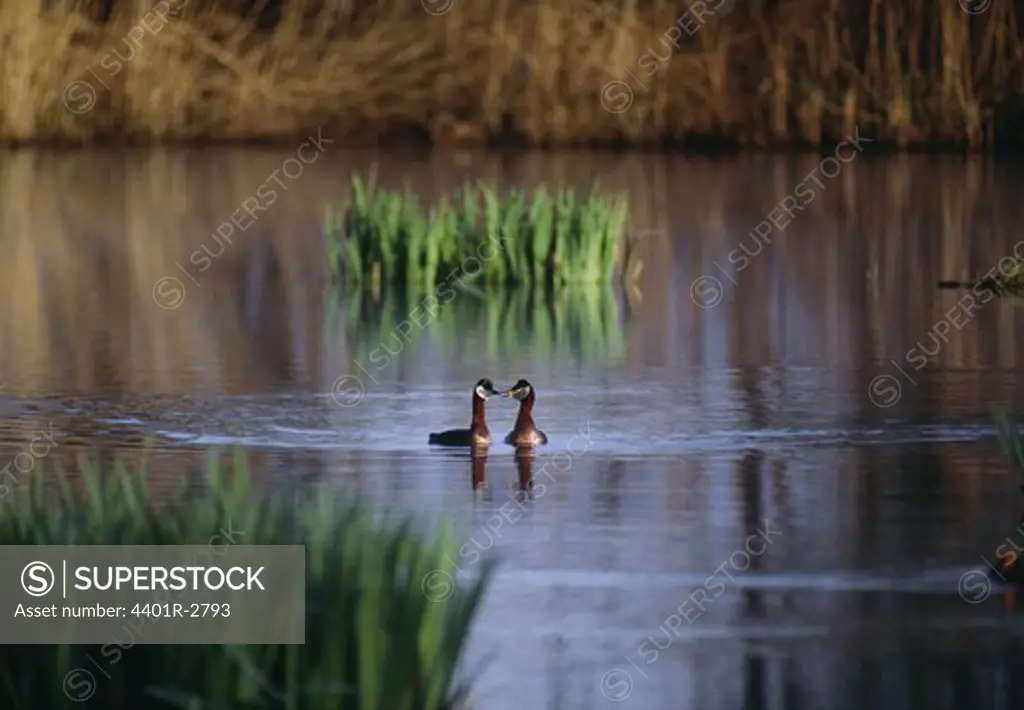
[{"xmin": 428, "ymin": 378, "xmax": 547, "ymax": 448}]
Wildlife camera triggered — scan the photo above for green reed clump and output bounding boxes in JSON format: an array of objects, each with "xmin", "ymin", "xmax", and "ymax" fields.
[
  {"xmin": 324, "ymin": 171, "xmax": 631, "ymax": 290},
  {"xmin": 0, "ymin": 449, "xmax": 493, "ymax": 710}
]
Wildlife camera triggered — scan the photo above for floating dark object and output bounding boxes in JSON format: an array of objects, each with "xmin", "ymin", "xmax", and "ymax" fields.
[{"xmin": 937, "ymin": 261, "xmax": 1024, "ymax": 298}]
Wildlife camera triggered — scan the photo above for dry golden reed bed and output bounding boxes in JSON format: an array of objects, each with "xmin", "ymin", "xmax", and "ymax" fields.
[{"xmin": 3, "ymin": 0, "xmax": 1021, "ymax": 149}]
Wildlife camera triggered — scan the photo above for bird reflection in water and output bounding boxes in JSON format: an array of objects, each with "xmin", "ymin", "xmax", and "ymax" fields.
[
  {"xmin": 467, "ymin": 446, "xmax": 535, "ymax": 501},
  {"xmin": 988, "ymin": 505, "xmax": 1024, "ymax": 612},
  {"xmin": 512, "ymin": 446, "xmax": 535, "ymax": 502},
  {"xmin": 471, "ymin": 446, "xmax": 488, "ymax": 491}
]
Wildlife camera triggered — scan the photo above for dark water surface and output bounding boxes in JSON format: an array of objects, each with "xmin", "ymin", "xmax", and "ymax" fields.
[{"xmin": 2, "ymin": 149, "xmax": 1024, "ymax": 708}]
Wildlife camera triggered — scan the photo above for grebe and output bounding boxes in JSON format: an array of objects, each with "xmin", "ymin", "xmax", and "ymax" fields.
[
  {"xmin": 503, "ymin": 379, "xmax": 548, "ymax": 447},
  {"xmin": 428, "ymin": 378, "xmax": 499, "ymax": 447}
]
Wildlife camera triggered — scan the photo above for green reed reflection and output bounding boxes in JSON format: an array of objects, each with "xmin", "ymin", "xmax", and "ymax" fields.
[{"xmin": 325, "ymin": 282, "xmax": 627, "ymax": 366}]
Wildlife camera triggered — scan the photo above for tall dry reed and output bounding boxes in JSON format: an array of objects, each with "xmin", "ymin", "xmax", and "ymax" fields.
[{"xmin": 2, "ymin": 0, "xmax": 1022, "ymax": 148}]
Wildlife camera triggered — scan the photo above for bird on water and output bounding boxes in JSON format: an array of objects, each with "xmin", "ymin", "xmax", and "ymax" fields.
[
  {"xmin": 937, "ymin": 258, "xmax": 1024, "ymax": 299},
  {"xmin": 428, "ymin": 378, "xmax": 500, "ymax": 447}
]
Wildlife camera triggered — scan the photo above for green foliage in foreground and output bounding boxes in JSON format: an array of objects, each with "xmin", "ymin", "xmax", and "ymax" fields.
[
  {"xmin": 0, "ymin": 451, "xmax": 493, "ymax": 710},
  {"xmin": 324, "ymin": 171, "xmax": 631, "ymax": 289}
]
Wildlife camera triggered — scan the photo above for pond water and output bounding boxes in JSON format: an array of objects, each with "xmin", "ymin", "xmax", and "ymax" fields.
[{"xmin": 2, "ymin": 149, "xmax": 1024, "ymax": 709}]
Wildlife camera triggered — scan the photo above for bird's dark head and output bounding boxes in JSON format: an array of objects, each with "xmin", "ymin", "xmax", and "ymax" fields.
[
  {"xmin": 474, "ymin": 378, "xmax": 498, "ymax": 400},
  {"xmin": 504, "ymin": 379, "xmax": 534, "ymax": 402}
]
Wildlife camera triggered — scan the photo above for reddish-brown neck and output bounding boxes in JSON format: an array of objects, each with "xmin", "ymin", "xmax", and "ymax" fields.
[
  {"xmin": 514, "ymin": 392, "xmax": 535, "ymax": 428},
  {"xmin": 471, "ymin": 394, "xmax": 487, "ymax": 430}
]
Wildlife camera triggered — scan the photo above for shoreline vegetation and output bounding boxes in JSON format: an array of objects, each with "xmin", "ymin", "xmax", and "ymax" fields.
[
  {"xmin": 0, "ymin": 451, "xmax": 491, "ymax": 709},
  {"xmin": 8, "ymin": 0, "xmax": 1024, "ymax": 150}
]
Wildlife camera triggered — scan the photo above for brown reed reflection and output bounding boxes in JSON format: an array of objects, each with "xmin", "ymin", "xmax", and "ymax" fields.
[
  {"xmin": 11, "ymin": 149, "xmax": 1024, "ymax": 400},
  {"xmin": 0, "ymin": 149, "xmax": 679, "ymax": 395}
]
